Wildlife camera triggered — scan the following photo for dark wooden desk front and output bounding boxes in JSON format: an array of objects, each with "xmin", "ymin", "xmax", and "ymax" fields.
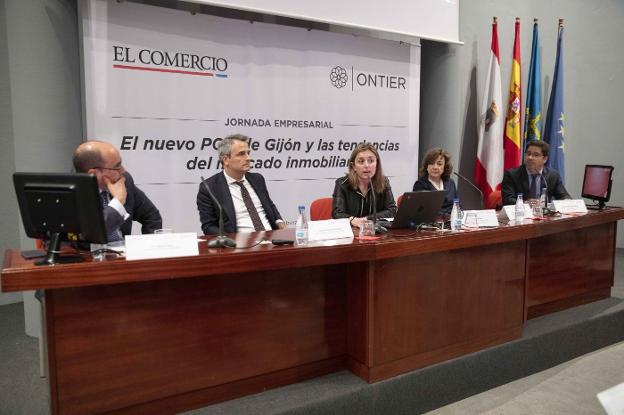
[{"xmin": 2, "ymin": 208, "xmax": 622, "ymax": 415}]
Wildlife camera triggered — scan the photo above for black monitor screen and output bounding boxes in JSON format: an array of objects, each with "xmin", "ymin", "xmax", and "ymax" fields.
[
  {"xmin": 581, "ymin": 165, "xmax": 613, "ymax": 203},
  {"xmin": 13, "ymin": 173, "xmax": 108, "ymax": 264}
]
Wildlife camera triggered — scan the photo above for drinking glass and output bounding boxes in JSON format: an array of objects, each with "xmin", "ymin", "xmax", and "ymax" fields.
[{"xmin": 359, "ymin": 220, "xmax": 375, "ymax": 237}]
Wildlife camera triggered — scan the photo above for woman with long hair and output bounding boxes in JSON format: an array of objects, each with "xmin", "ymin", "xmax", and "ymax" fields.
[{"xmin": 332, "ymin": 143, "xmax": 397, "ymax": 228}]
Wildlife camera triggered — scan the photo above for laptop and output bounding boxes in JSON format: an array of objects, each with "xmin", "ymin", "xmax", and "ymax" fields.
[{"xmin": 380, "ymin": 190, "xmax": 446, "ymax": 229}]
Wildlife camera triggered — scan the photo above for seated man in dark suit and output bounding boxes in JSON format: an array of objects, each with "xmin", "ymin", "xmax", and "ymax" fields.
[
  {"xmin": 197, "ymin": 134, "xmax": 286, "ymax": 235},
  {"xmin": 502, "ymin": 140, "xmax": 570, "ymax": 205},
  {"xmin": 73, "ymin": 140, "xmax": 162, "ymax": 241}
]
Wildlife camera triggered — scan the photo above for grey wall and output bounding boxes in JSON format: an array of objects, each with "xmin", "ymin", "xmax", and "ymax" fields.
[
  {"xmin": 0, "ymin": 0, "xmax": 20, "ymax": 305},
  {"xmin": 0, "ymin": 0, "xmax": 82, "ymax": 305},
  {"xmin": 421, "ymin": 0, "xmax": 624, "ymax": 244}
]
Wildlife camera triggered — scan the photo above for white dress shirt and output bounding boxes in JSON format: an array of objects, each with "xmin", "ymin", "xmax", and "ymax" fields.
[{"xmin": 223, "ymin": 172, "xmax": 272, "ymax": 232}]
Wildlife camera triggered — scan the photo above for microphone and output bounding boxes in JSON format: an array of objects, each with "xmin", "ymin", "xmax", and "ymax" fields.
[
  {"xmin": 453, "ymin": 172, "xmax": 484, "ymax": 209},
  {"xmin": 539, "ymin": 172, "xmax": 557, "ymax": 215},
  {"xmin": 200, "ymin": 176, "xmax": 236, "ymax": 248},
  {"xmin": 539, "ymin": 172, "xmax": 549, "ymax": 204},
  {"xmin": 368, "ymin": 173, "xmax": 388, "ymax": 234}
]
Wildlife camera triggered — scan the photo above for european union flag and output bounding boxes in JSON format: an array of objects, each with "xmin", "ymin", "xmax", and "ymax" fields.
[
  {"xmin": 544, "ymin": 21, "xmax": 565, "ymax": 183},
  {"xmin": 524, "ymin": 19, "xmax": 541, "ymax": 149}
]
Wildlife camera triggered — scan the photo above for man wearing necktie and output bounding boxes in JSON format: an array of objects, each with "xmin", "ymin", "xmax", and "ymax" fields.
[
  {"xmin": 502, "ymin": 141, "xmax": 570, "ymax": 206},
  {"xmin": 73, "ymin": 140, "xmax": 162, "ymax": 241},
  {"xmin": 197, "ymin": 134, "xmax": 286, "ymax": 235}
]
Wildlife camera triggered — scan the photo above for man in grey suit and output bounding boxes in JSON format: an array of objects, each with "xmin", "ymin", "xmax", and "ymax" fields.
[
  {"xmin": 502, "ymin": 140, "xmax": 570, "ymax": 205},
  {"xmin": 73, "ymin": 140, "xmax": 162, "ymax": 241},
  {"xmin": 197, "ymin": 134, "xmax": 286, "ymax": 235}
]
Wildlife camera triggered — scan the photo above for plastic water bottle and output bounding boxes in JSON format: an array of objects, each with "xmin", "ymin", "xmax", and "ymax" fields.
[
  {"xmin": 540, "ymin": 187, "xmax": 547, "ymax": 210},
  {"xmin": 295, "ymin": 205, "xmax": 308, "ymax": 246},
  {"xmin": 515, "ymin": 193, "xmax": 525, "ymax": 223},
  {"xmin": 450, "ymin": 198, "xmax": 462, "ymax": 231}
]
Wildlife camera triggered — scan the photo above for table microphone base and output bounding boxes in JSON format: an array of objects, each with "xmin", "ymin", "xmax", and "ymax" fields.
[{"xmin": 208, "ymin": 235, "xmax": 236, "ymax": 248}]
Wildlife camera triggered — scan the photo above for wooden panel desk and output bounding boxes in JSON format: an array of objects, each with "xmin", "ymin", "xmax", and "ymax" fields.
[{"xmin": 2, "ymin": 208, "xmax": 623, "ymax": 415}]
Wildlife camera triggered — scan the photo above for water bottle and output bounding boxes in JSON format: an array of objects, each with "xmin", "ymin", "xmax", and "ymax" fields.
[
  {"xmin": 515, "ymin": 193, "xmax": 525, "ymax": 223},
  {"xmin": 450, "ymin": 198, "xmax": 462, "ymax": 231},
  {"xmin": 295, "ymin": 205, "xmax": 308, "ymax": 246}
]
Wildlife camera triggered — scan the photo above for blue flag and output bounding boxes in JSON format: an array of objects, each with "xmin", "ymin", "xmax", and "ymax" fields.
[
  {"xmin": 524, "ymin": 20, "xmax": 541, "ymax": 149},
  {"xmin": 544, "ymin": 23, "xmax": 565, "ymax": 182}
]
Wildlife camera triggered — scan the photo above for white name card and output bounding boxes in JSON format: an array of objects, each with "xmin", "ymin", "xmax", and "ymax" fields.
[
  {"xmin": 461, "ymin": 209, "xmax": 499, "ymax": 227},
  {"xmin": 503, "ymin": 204, "xmax": 534, "ymax": 220},
  {"xmin": 308, "ymin": 218, "xmax": 354, "ymax": 242},
  {"xmin": 597, "ymin": 382, "xmax": 624, "ymax": 415},
  {"xmin": 553, "ymin": 199, "xmax": 588, "ymax": 214},
  {"xmin": 125, "ymin": 232, "xmax": 199, "ymax": 261}
]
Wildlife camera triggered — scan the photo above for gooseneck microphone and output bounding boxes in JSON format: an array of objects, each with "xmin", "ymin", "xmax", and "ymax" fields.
[
  {"xmin": 453, "ymin": 172, "xmax": 484, "ymax": 209},
  {"xmin": 539, "ymin": 172, "xmax": 557, "ymax": 215},
  {"xmin": 368, "ymin": 173, "xmax": 388, "ymax": 234},
  {"xmin": 539, "ymin": 172, "xmax": 549, "ymax": 205},
  {"xmin": 200, "ymin": 176, "xmax": 236, "ymax": 248}
]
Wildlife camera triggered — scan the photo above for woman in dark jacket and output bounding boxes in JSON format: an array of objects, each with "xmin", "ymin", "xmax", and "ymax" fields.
[
  {"xmin": 412, "ymin": 148, "xmax": 458, "ymax": 214},
  {"xmin": 332, "ymin": 143, "xmax": 397, "ymax": 228}
]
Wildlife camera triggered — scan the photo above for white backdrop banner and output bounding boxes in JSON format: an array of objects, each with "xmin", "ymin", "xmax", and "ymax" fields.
[{"xmin": 80, "ymin": 0, "xmax": 420, "ymax": 233}]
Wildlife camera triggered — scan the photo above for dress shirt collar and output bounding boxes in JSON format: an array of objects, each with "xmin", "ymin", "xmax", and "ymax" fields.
[
  {"xmin": 223, "ymin": 171, "xmax": 247, "ymax": 186},
  {"xmin": 525, "ymin": 166, "xmax": 543, "ymax": 177}
]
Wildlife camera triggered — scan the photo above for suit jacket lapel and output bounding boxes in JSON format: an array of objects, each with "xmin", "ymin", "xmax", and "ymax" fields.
[
  {"xmin": 519, "ymin": 168, "xmax": 530, "ymax": 197},
  {"xmin": 542, "ymin": 167, "xmax": 552, "ymax": 190},
  {"xmin": 216, "ymin": 172, "xmax": 236, "ymax": 226}
]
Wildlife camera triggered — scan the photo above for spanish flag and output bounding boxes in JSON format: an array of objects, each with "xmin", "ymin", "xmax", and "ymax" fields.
[{"xmin": 503, "ymin": 18, "xmax": 522, "ymax": 170}]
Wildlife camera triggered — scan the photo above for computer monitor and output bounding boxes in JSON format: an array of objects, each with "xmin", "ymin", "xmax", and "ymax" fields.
[
  {"xmin": 13, "ymin": 172, "xmax": 107, "ymax": 265},
  {"xmin": 581, "ymin": 165, "xmax": 614, "ymax": 210}
]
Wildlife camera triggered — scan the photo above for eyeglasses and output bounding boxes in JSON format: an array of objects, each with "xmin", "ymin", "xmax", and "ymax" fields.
[
  {"xmin": 95, "ymin": 166, "xmax": 123, "ymax": 172},
  {"xmin": 525, "ymin": 152, "xmax": 544, "ymax": 158}
]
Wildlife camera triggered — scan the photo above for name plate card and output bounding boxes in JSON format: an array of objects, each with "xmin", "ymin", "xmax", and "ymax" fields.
[
  {"xmin": 308, "ymin": 218, "xmax": 354, "ymax": 242},
  {"xmin": 461, "ymin": 209, "xmax": 499, "ymax": 227},
  {"xmin": 597, "ymin": 382, "xmax": 624, "ymax": 415},
  {"xmin": 125, "ymin": 232, "xmax": 199, "ymax": 260},
  {"xmin": 502, "ymin": 204, "xmax": 535, "ymax": 220},
  {"xmin": 553, "ymin": 199, "xmax": 588, "ymax": 214}
]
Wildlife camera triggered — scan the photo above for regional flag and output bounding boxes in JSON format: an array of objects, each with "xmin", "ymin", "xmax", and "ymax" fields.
[
  {"xmin": 503, "ymin": 18, "xmax": 522, "ymax": 170},
  {"xmin": 524, "ymin": 19, "xmax": 542, "ymax": 148},
  {"xmin": 475, "ymin": 17, "xmax": 504, "ymax": 200},
  {"xmin": 544, "ymin": 20, "xmax": 565, "ymax": 183}
]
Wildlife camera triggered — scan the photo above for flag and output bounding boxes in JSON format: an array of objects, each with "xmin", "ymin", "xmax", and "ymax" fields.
[
  {"xmin": 475, "ymin": 17, "xmax": 504, "ymax": 200},
  {"xmin": 524, "ymin": 19, "xmax": 542, "ymax": 149},
  {"xmin": 544, "ymin": 20, "xmax": 565, "ymax": 182},
  {"xmin": 503, "ymin": 18, "xmax": 522, "ymax": 170}
]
